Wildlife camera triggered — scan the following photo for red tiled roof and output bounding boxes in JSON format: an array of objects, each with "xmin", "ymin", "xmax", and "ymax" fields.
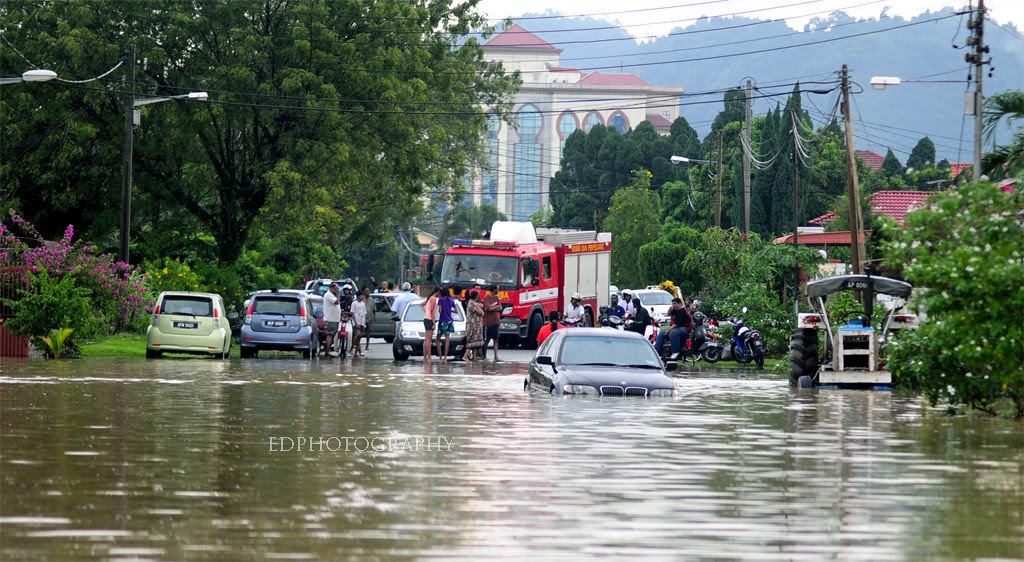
[
  {"xmin": 870, "ymin": 190, "xmax": 935, "ymax": 225},
  {"xmin": 773, "ymin": 231, "xmax": 872, "ymax": 245},
  {"xmin": 484, "ymin": 24, "xmax": 558, "ymax": 49},
  {"xmin": 855, "ymin": 149, "xmax": 885, "ymax": 170},
  {"xmin": 546, "ymin": 65, "xmax": 581, "ymax": 73},
  {"xmin": 579, "ymin": 71, "xmax": 649, "ymax": 86},
  {"xmin": 806, "ymin": 190, "xmax": 937, "ymax": 227},
  {"xmin": 646, "ymin": 113, "xmax": 672, "ymax": 128},
  {"xmin": 809, "ymin": 212, "xmax": 835, "ymax": 225},
  {"xmin": 950, "ymin": 162, "xmax": 970, "ymax": 179}
]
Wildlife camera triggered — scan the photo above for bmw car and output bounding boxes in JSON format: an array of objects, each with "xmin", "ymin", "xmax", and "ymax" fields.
[{"xmin": 526, "ymin": 328, "xmax": 678, "ymax": 397}]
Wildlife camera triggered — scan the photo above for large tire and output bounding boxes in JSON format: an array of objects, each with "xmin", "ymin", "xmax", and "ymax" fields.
[
  {"xmin": 383, "ymin": 335, "xmax": 395, "ymax": 344},
  {"xmin": 240, "ymin": 347, "xmax": 254, "ymax": 359},
  {"xmin": 524, "ymin": 313, "xmax": 543, "ymax": 350},
  {"xmin": 702, "ymin": 345, "xmax": 722, "ymax": 363},
  {"xmin": 789, "ymin": 328, "xmax": 819, "ymax": 386},
  {"xmin": 392, "ymin": 340, "xmax": 410, "ymax": 361}
]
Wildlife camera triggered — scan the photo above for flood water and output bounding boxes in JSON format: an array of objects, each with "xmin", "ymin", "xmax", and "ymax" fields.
[{"xmin": 1, "ymin": 351, "xmax": 1022, "ymax": 560}]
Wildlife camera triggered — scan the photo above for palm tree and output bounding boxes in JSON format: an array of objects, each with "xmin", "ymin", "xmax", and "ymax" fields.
[{"xmin": 982, "ymin": 90, "xmax": 1024, "ymax": 178}]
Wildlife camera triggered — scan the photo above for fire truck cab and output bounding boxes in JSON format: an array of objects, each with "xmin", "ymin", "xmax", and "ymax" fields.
[{"xmin": 439, "ymin": 221, "xmax": 611, "ymax": 348}]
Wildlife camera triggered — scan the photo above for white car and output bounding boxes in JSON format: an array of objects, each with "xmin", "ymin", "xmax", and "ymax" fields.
[
  {"xmin": 630, "ymin": 289, "xmax": 676, "ymax": 326},
  {"xmin": 392, "ymin": 298, "xmax": 467, "ymax": 360}
]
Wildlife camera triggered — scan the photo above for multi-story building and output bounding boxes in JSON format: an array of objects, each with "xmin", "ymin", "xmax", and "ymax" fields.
[{"xmin": 470, "ymin": 24, "xmax": 685, "ymax": 220}]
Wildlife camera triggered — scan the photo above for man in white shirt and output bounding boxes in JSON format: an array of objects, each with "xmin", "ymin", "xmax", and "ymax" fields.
[
  {"xmin": 323, "ymin": 283, "xmax": 342, "ymax": 357},
  {"xmin": 621, "ymin": 290, "xmax": 636, "ymax": 316},
  {"xmin": 564, "ymin": 292, "xmax": 585, "ymax": 325},
  {"xmin": 390, "ymin": 282, "xmax": 418, "ymax": 318}
]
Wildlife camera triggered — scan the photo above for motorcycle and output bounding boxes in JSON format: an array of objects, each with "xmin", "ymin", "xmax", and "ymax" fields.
[
  {"xmin": 720, "ymin": 307, "xmax": 765, "ymax": 369},
  {"xmin": 656, "ymin": 311, "xmax": 717, "ymax": 364},
  {"xmin": 597, "ymin": 305, "xmax": 625, "ymax": 329}
]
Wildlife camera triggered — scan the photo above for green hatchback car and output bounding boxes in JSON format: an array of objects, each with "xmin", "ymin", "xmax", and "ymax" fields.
[{"xmin": 146, "ymin": 291, "xmax": 233, "ymax": 359}]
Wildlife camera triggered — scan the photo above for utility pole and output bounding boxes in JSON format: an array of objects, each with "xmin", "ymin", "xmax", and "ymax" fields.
[
  {"xmin": 841, "ymin": 65, "xmax": 864, "ymax": 275},
  {"xmin": 119, "ymin": 44, "xmax": 135, "ymax": 264},
  {"xmin": 715, "ymin": 130, "xmax": 723, "ymax": 228},
  {"xmin": 742, "ymin": 80, "xmax": 752, "ymax": 236},
  {"xmin": 967, "ymin": 0, "xmax": 986, "ymax": 180},
  {"xmin": 791, "ymin": 108, "xmax": 800, "ymax": 313}
]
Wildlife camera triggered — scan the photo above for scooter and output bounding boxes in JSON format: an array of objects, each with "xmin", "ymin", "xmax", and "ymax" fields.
[
  {"xmin": 656, "ymin": 312, "xmax": 715, "ymax": 364},
  {"xmin": 720, "ymin": 307, "xmax": 765, "ymax": 369}
]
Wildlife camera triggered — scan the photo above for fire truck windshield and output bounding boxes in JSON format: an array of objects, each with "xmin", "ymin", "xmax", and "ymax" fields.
[{"xmin": 441, "ymin": 255, "xmax": 520, "ymax": 288}]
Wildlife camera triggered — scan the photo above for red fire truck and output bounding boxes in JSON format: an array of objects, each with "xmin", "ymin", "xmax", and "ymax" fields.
[{"xmin": 439, "ymin": 221, "xmax": 611, "ymax": 348}]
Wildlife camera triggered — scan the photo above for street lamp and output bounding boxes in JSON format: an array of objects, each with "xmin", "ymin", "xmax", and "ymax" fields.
[
  {"xmin": 120, "ymin": 91, "xmax": 208, "ymax": 264},
  {"xmin": 871, "ymin": 73, "xmax": 982, "ymax": 181},
  {"xmin": 0, "ymin": 69, "xmax": 58, "ymax": 85},
  {"xmin": 669, "ymin": 155, "xmax": 709, "ymax": 164}
]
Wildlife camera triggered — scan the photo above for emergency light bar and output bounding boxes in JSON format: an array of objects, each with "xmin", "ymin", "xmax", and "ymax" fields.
[{"xmin": 451, "ymin": 239, "xmax": 518, "ymax": 249}]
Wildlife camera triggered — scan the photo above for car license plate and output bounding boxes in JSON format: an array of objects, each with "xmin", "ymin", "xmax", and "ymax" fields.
[
  {"xmin": 265, "ymin": 320, "xmax": 287, "ymax": 327},
  {"xmin": 173, "ymin": 321, "xmax": 198, "ymax": 329}
]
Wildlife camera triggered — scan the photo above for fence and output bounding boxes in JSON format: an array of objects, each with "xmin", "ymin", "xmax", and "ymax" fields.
[{"xmin": 0, "ymin": 255, "xmax": 30, "ymax": 357}]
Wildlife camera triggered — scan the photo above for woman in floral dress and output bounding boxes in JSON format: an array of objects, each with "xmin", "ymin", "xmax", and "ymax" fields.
[{"xmin": 463, "ymin": 290, "xmax": 484, "ymax": 361}]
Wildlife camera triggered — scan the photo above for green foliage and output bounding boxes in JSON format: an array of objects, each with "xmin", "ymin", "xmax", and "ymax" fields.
[
  {"xmin": 881, "ymin": 181, "xmax": 1024, "ymax": 416},
  {"xmin": 2, "ymin": 0, "xmax": 517, "ymax": 265},
  {"xmin": 438, "ymin": 204, "xmax": 507, "ymax": 246},
  {"xmin": 145, "ymin": 258, "xmax": 203, "ymax": 293},
  {"xmin": 981, "ymin": 89, "xmax": 1024, "ymax": 178},
  {"xmin": 2, "ymin": 270, "xmax": 99, "ymax": 355},
  {"xmin": 38, "ymin": 328, "xmax": 75, "ymax": 360},
  {"xmin": 603, "ymin": 170, "xmax": 661, "ymax": 288}
]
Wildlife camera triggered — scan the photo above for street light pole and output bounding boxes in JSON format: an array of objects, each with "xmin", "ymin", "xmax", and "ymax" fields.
[
  {"xmin": 119, "ymin": 45, "xmax": 135, "ymax": 264},
  {"xmin": 119, "ymin": 44, "xmax": 207, "ymax": 264}
]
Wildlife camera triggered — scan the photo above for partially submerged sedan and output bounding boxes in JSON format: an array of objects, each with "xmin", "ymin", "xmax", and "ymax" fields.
[{"xmin": 526, "ymin": 328, "xmax": 678, "ymax": 397}]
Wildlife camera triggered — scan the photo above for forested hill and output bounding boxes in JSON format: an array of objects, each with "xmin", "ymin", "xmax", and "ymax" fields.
[{"xmin": 518, "ymin": 8, "xmax": 1024, "ymax": 164}]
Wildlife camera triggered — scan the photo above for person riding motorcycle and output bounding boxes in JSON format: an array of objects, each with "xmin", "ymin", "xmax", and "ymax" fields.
[
  {"xmin": 564, "ymin": 292, "xmax": 585, "ymax": 325},
  {"xmin": 626, "ymin": 296, "xmax": 651, "ymax": 336}
]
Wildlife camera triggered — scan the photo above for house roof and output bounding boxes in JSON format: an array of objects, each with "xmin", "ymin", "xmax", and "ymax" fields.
[
  {"xmin": 806, "ymin": 190, "xmax": 936, "ymax": 227},
  {"xmin": 855, "ymin": 149, "xmax": 885, "ymax": 170},
  {"xmin": 578, "ymin": 71, "xmax": 650, "ymax": 86},
  {"xmin": 870, "ymin": 190, "xmax": 935, "ymax": 224},
  {"xmin": 484, "ymin": 24, "xmax": 559, "ymax": 50},
  {"xmin": 950, "ymin": 162, "xmax": 970, "ymax": 180},
  {"xmin": 773, "ymin": 231, "xmax": 872, "ymax": 245},
  {"xmin": 646, "ymin": 113, "xmax": 672, "ymax": 128}
]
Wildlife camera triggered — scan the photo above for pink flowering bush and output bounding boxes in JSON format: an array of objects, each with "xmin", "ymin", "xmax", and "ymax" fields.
[{"xmin": 1, "ymin": 211, "xmax": 153, "ymax": 341}]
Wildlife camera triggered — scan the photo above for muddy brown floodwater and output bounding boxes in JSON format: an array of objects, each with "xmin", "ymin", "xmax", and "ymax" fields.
[{"xmin": 1, "ymin": 346, "xmax": 1022, "ymax": 560}]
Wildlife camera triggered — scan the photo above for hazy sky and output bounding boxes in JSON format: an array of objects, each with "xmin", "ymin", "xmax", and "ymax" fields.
[{"xmin": 477, "ymin": 0, "xmax": 1023, "ymax": 40}]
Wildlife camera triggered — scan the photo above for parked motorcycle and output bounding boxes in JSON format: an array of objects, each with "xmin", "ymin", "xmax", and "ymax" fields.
[
  {"xmin": 656, "ymin": 311, "xmax": 717, "ymax": 363},
  {"xmin": 719, "ymin": 307, "xmax": 765, "ymax": 369}
]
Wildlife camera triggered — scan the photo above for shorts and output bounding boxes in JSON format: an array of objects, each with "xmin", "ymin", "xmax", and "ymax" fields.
[
  {"xmin": 423, "ymin": 319, "xmax": 435, "ymax": 331},
  {"xmin": 438, "ymin": 321, "xmax": 454, "ymax": 335},
  {"xmin": 326, "ymin": 321, "xmax": 340, "ymax": 333},
  {"xmin": 484, "ymin": 324, "xmax": 499, "ymax": 341}
]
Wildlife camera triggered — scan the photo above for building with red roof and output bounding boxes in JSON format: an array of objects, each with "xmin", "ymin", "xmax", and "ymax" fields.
[
  {"xmin": 469, "ymin": 24, "xmax": 685, "ymax": 220},
  {"xmin": 786, "ymin": 190, "xmax": 938, "ymax": 248},
  {"xmin": 855, "ymin": 149, "xmax": 885, "ymax": 171}
]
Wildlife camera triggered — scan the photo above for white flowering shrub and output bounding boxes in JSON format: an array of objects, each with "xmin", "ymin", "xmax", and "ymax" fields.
[{"xmin": 882, "ymin": 181, "xmax": 1023, "ymax": 416}]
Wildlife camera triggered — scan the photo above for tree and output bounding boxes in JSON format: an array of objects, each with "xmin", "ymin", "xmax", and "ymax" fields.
[
  {"xmin": 981, "ymin": 89, "xmax": 1024, "ymax": 178},
  {"xmin": 905, "ymin": 136, "xmax": 936, "ymax": 186},
  {"xmin": 880, "ymin": 148, "xmax": 904, "ymax": 178},
  {"xmin": 437, "ymin": 204, "xmax": 507, "ymax": 248},
  {"xmin": 603, "ymin": 169, "xmax": 661, "ymax": 288},
  {"xmin": 0, "ymin": 0, "xmax": 518, "ymax": 265},
  {"xmin": 882, "ymin": 181, "xmax": 1023, "ymax": 416}
]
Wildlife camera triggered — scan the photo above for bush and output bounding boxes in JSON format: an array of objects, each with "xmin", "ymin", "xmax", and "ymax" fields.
[
  {"xmin": 882, "ymin": 181, "xmax": 1023, "ymax": 416},
  {"xmin": 2, "ymin": 269, "xmax": 100, "ymax": 356},
  {"xmin": 1, "ymin": 211, "xmax": 152, "ymax": 336}
]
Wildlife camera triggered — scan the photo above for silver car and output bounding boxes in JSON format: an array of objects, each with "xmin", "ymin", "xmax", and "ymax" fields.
[{"xmin": 239, "ymin": 290, "xmax": 320, "ymax": 358}]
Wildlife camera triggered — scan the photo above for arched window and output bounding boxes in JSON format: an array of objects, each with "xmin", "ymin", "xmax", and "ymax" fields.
[
  {"xmin": 559, "ymin": 112, "xmax": 579, "ymax": 151},
  {"xmin": 610, "ymin": 113, "xmax": 629, "ymax": 134},
  {"xmin": 514, "ymin": 106, "xmax": 543, "ymax": 220},
  {"xmin": 482, "ymin": 114, "xmax": 500, "ymax": 206},
  {"xmin": 584, "ymin": 113, "xmax": 602, "ymax": 132}
]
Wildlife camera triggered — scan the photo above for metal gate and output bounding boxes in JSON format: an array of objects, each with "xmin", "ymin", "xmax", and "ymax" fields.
[{"xmin": 0, "ymin": 261, "xmax": 30, "ymax": 357}]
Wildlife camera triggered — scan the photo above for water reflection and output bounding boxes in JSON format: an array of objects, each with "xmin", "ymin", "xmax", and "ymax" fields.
[{"xmin": 1, "ymin": 356, "xmax": 1021, "ymax": 560}]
